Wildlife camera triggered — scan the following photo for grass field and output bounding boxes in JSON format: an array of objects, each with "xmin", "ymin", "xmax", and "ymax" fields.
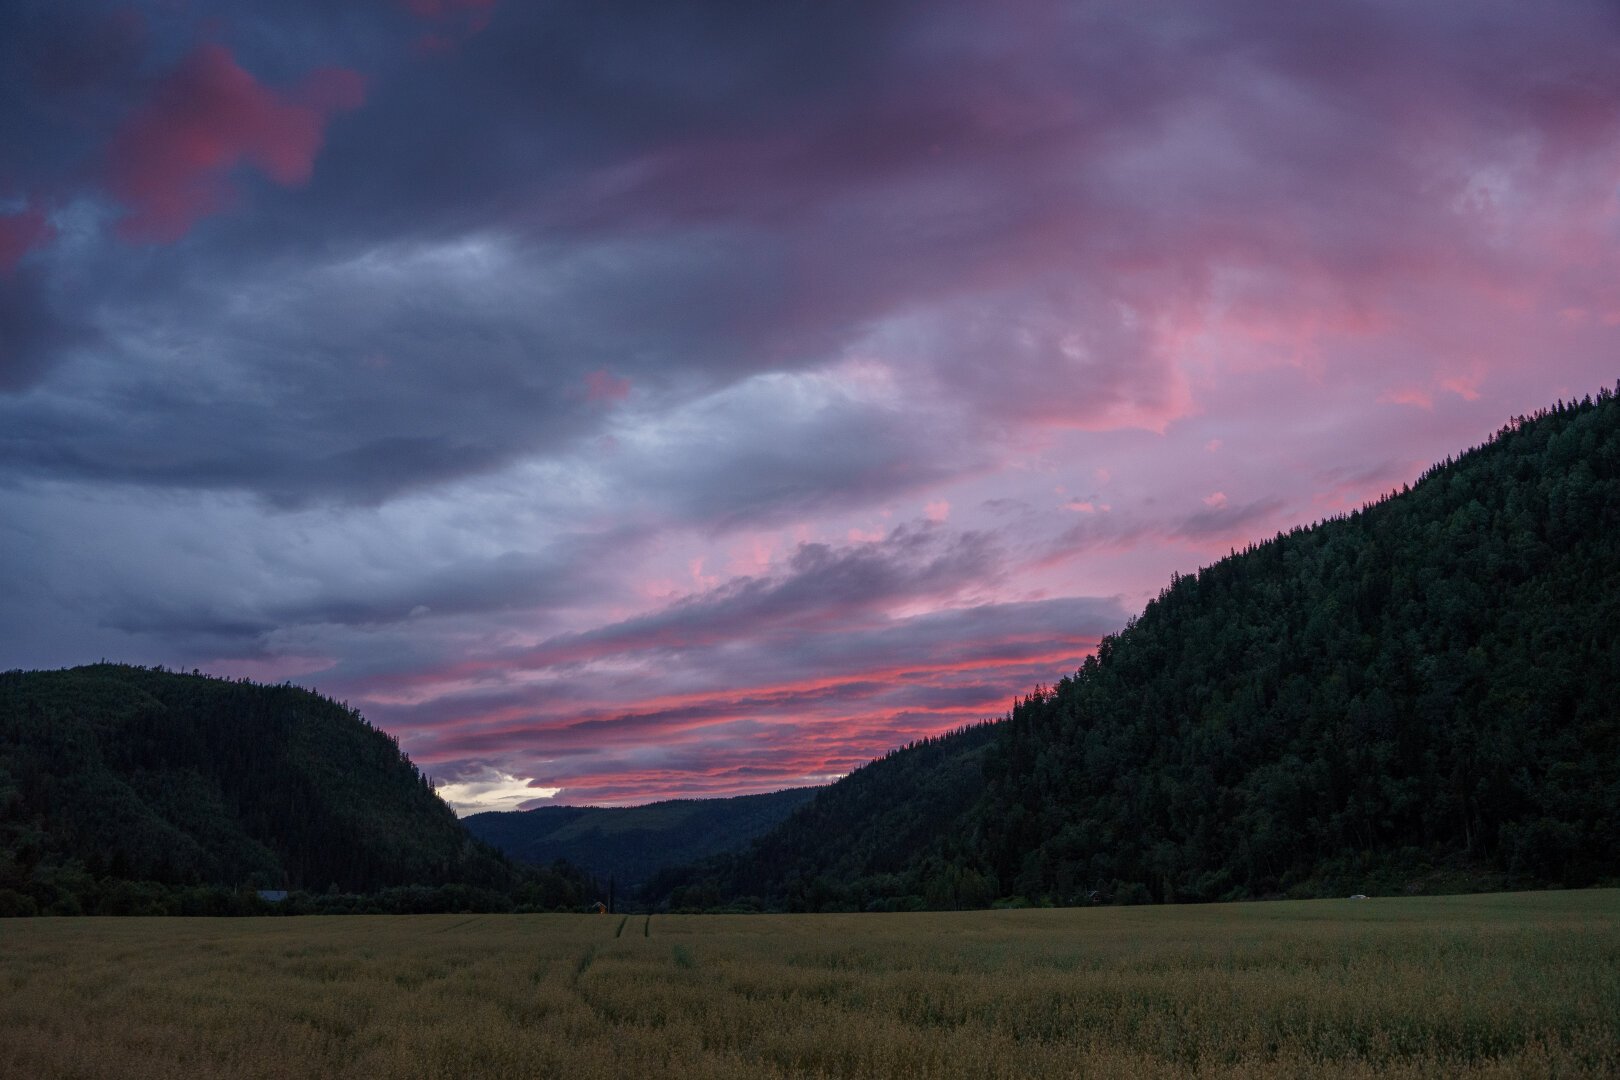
[{"xmin": 2, "ymin": 890, "xmax": 1617, "ymax": 1078}]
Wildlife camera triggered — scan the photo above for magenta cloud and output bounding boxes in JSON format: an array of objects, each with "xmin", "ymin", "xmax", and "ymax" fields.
[
  {"xmin": 105, "ymin": 43, "xmax": 364, "ymax": 241},
  {"xmin": 0, "ymin": 204, "xmax": 53, "ymax": 275}
]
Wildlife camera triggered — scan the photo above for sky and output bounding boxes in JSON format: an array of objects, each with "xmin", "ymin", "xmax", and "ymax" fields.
[{"xmin": 3, "ymin": 1, "xmax": 1618, "ymax": 812}]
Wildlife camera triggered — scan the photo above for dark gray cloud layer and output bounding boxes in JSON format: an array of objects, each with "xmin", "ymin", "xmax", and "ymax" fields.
[
  {"xmin": 0, "ymin": 270, "xmax": 85, "ymax": 392},
  {"xmin": 6, "ymin": 0, "xmax": 1617, "ymax": 509}
]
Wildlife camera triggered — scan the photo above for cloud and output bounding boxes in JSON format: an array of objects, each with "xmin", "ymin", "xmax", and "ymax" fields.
[
  {"xmin": 584, "ymin": 369, "xmax": 631, "ymax": 403},
  {"xmin": 0, "ymin": 268, "xmax": 85, "ymax": 393},
  {"xmin": 867, "ymin": 286, "xmax": 1198, "ymax": 434},
  {"xmin": 507, "ymin": 523, "xmax": 1002, "ymax": 669},
  {"xmin": 0, "ymin": 224, "xmax": 975, "ymax": 513},
  {"xmin": 399, "ymin": 593, "xmax": 1127, "ymax": 802},
  {"xmin": 607, "ymin": 367, "xmax": 976, "ymax": 530},
  {"xmin": 0, "ymin": 205, "xmax": 54, "ymax": 274},
  {"xmin": 1043, "ymin": 492, "xmax": 1288, "ymax": 558},
  {"xmin": 432, "ymin": 766, "xmax": 558, "ymax": 816},
  {"xmin": 1171, "ymin": 497, "xmax": 1285, "ymax": 543},
  {"xmin": 0, "ymin": 233, "xmax": 602, "ymax": 504},
  {"xmin": 105, "ymin": 43, "xmax": 364, "ymax": 241},
  {"xmin": 5, "ymin": 0, "xmax": 1620, "ymax": 805}
]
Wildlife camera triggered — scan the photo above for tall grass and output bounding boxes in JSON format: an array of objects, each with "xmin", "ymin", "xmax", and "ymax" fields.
[{"xmin": 2, "ymin": 890, "xmax": 1616, "ymax": 1078}]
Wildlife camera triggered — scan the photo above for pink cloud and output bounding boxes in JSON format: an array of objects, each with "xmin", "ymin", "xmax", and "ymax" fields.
[
  {"xmin": 584, "ymin": 368, "xmax": 632, "ymax": 402},
  {"xmin": 105, "ymin": 44, "xmax": 366, "ymax": 242},
  {"xmin": 396, "ymin": 637, "xmax": 1101, "ymax": 801},
  {"xmin": 1309, "ymin": 458, "xmax": 1424, "ymax": 516},
  {"xmin": 1379, "ymin": 386, "xmax": 1434, "ymax": 410},
  {"xmin": 1439, "ymin": 371, "xmax": 1483, "ymax": 401},
  {"xmin": 0, "ymin": 205, "xmax": 54, "ymax": 275}
]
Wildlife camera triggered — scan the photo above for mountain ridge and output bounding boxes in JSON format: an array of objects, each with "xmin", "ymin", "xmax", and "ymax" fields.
[{"xmin": 464, "ymin": 786, "xmax": 819, "ymax": 887}]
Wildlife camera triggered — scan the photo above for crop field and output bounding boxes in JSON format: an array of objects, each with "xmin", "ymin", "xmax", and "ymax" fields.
[{"xmin": 2, "ymin": 891, "xmax": 1617, "ymax": 1079}]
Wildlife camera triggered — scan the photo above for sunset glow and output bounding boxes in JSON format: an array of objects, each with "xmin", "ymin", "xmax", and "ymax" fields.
[{"xmin": 3, "ymin": 1, "xmax": 1617, "ymax": 807}]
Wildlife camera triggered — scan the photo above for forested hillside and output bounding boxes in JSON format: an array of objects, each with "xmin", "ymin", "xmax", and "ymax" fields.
[
  {"xmin": 465, "ymin": 787, "xmax": 818, "ymax": 887},
  {"xmin": 657, "ymin": 387, "xmax": 1620, "ymax": 910},
  {"xmin": 647, "ymin": 722, "xmax": 1000, "ymax": 911},
  {"xmin": 0, "ymin": 665, "xmax": 596, "ymax": 915}
]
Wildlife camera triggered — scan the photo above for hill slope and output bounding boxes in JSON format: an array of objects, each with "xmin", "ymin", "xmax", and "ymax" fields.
[
  {"xmin": 0, "ymin": 665, "xmax": 528, "ymax": 908},
  {"xmin": 660, "ymin": 387, "xmax": 1620, "ymax": 910},
  {"xmin": 646, "ymin": 722, "xmax": 1000, "ymax": 910},
  {"xmin": 464, "ymin": 786, "xmax": 818, "ymax": 887}
]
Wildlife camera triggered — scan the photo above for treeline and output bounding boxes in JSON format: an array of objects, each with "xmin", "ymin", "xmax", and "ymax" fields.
[
  {"xmin": 649, "ymin": 385, "xmax": 1620, "ymax": 910},
  {"xmin": 644, "ymin": 723, "xmax": 1002, "ymax": 911},
  {"xmin": 976, "ymin": 388, "xmax": 1620, "ymax": 903},
  {"xmin": 0, "ymin": 862, "xmax": 600, "ymax": 918},
  {"xmin": 0, "ymin": 664, "xmax": 604, "ymax": 915},
  {"xmin": 465, "ymin": 786, "xmax": 820, "ymax": 887}
]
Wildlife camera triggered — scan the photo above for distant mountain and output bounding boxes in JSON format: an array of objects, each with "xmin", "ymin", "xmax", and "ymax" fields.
[
  {"xmin": 0, "ymin": 664, "xmax": 594, "ymax": 915},
  {"xmin": 465, "ymin": 786, "xmax": 819, "ymax": 888},
  {"xmin": 654, "ymin": 386, "xmax": 1620, "ymax": 910},
  {"xmin": 645, "ymin": 724, "xmax": 999, "ymax": 911}
]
